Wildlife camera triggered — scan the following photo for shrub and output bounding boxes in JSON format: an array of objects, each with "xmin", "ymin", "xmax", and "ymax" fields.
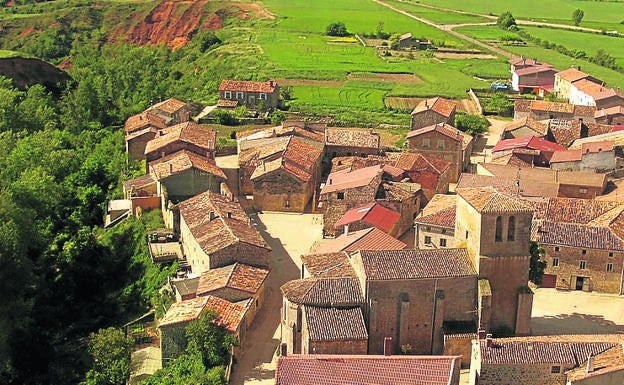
[{"xmin": 326, "ymin": 22, "xmax": 348, "ymax": 37}]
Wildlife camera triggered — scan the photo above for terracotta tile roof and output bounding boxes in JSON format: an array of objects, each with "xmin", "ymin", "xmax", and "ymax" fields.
[
  {"xmin": 334, "ymin": 203, "xmax": 401, "ymax": 233},
  {"xmin": 275, "ymin": 355, "xmax": 460, "ymax": 385},
  {"xmin": 395, "ymin": 152, "xmax": 452, "ymax": 175},
  {"xmin": 411, "ymin": 97, "xmax": 457, "ymax": 118},
  {"xmin": 530, "ymin": 100, "xmax": 574, "ymax": 114},
  {"xmin": 356, "ymin": 249, "xmax": 476, "ymax": 280},
  {"xmin": 203, "ymin": 295, "xmax": 247, "ymax": 333},
  {"xmin": 218, "ymin": 80, "xmax": 277, "ymax": 93},
  {"xmin": 176, "ymin": 191, "xmax": 270, "ymax": 256},
  {"xmin": 144, "ymin": 121, "xmax": 216, "ymax": 154},
  {"xmin": 196, "ymin": 263, "xmax": 269, "ymax": 297},
  {"xmin": 314, "ymin": 227, "xmax": 406, "ymax": 254},
  {"xmin": 514, "ymin": 100, "xmax": 531, "ymax": 113},
  {"xmin": 281, "ymin": 278, "xmax": 364, "ymax": 306},
  {"xmin": 490, "ymin": 150, "xmax": 537, "ymax": 168},
  {"xmin": 550, "ymin": 149, "xmax": 582, "ymax": 163},
  {"xmin": 170, "ymin": 277, "xmax": 200, "ymax": 297},
  {"xmin": 158, "ymin": 296, "xmax": 208, "ymax": 327},
  {"xmin": 248, "ymin": 136, "xmax": 322, "ymax": 183},
  {"xmin": 416, "ymin": 200, "xmax": 456, "ymax": 228},
  {"xmin": 148, "ymin": 98, "xmax": 188, "ymax": 115},
  {"xmin": 503, "ymin": 117, "xmax": 548, "ymax": 136},
  {"xmin": 283, "ymin": 136, "xmax": 322, "ymax": 175},
  {"xmin": 532, "ymin": 221, "xmax": 624, "ymax": 250},
  {"xmin": 548, "ymin": 119, "xmax": 583, "ymax": 145},
  {"xmin": 573, "ymin": 78, "xmax": 609, "ymax": 96},
  {"xmin": 148, "ymin": 150, "xmax": 226, "ymax": 180},
  {"xmin": 301, "ymin": 252, "xmax": 356, "ymax": 278},
  {"xmin": 377, "ymin": 181, "xmax": 421, "ymax": 201},
  {"xmin": 325, "ymin": 127, "xmax": 380, "ymax": 149},
  {"xmin": 406, "ymin": 123, "xmax": 472, "ymax": 149},
  {"xmin": 457, "ymin": 186, "xmax": 533, "ymax": 213},
  {"xmin": 526, "ymin": 197, "xmax": 624, "ymax": 224},
  {"xmin": 125, "ymin": 112, "xmax": 167, "ymax": 133},
  {"xmin": 585, "ymin": 122, "xmax": 616, "ymax": 137},
  {"xmin": 596, "ymin": 105, "xmax": 624, "ymax": 119},
  {"xmin": 217, "ymin": 99, "xmax": 239, "ymax": 108},
  {"xmin": 573, "ymin": 104, "xmax": 598, "ymax": 117},
  {"xmin": 492, "ymin": 136, "xmax": 566, "ymax": 154},
  {"xmin": 304, "ymin": 306, "xmax": 368, "ymax": 342},
  {"xmin": 330, "ymin": 155, "xmax": 392, "ymax": 174},
  {"xmin": 122, "ymin": 173, "xmax": 156, "ymax": 192},
  {"xmin": 457, "ymin": 173, "xmax": 560, "ymax": 198},
  {"xmin": 515, "ymin": 65, "xmax": 556, "ymax": 76},
  {"xmin": 556, "ymin": 68, "xmax": 590, "ymax": 83},
  {"xmin": 321, "ymin": 165, "xmax": 382, "ymax": 194},
  {"xmin": 239, "ymin": 137, "xmax": 290, "ymax": 165},
  {"xmin": 479, "ymin": 335, "xmax": 621, "ymax": 365},
  {"xmin": 566, "ymin": 344, "xmax": 624, "ymax": 382},
  {"xmin": 479, "ymin": 163, "xmax": 607, "ymax": 188}
]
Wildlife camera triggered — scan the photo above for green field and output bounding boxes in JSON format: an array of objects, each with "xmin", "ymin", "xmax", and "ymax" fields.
[
  {"xmin": 383, "ymin": 0, "xmax": 489, "ymax": 25},
  {"xmin": 0, "ymin": 50, "xmax": 27, "ymax": 58}
]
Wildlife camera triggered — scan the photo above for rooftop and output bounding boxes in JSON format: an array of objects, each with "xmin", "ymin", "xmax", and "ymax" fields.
[
  {"xmin": 281, "ymin": 277, "xmax": 364, "ymax": 307},
  {"xmin": 556, "ymin": 67, "xmax": 591, "ymax": 83},
  {"xmin": 196, "ymin": 262, "xmax": 269, "ymax": 297},
  {"xmin": 479, "ymin": 163, "xmax": 607, "ymax": 189},
  {"xmin": 395, "ymin": 152, "xmax": 452, "ymax": 175},
  {"xmin": 125, "ymin": 112, "xmax": 167, "ymax": 133},
  {"xmin": 334, "ymin": 203, "xmax": 401, "ymax": 233},
  {"xmin": 144, "ymin": 121, "xmax": 216, "ymax": 155},
  {"xmin": 314, "ymin": 227, "xmax": 407, "ymax": 254},
  {"xmin": 411, "ymin": 96, "xmax": 457, "ymax": 118},
  {"xmin": 406, "ymin": 123, "xmax": 472, "ymax": 148},
  {"xmin": 325, "ymin": 127, "xmax": 380, "ymax": 149},
  {"xmin": 301, "ymin": 252, "xmax": 356, "ymax": 278},
  {"xmin": 416, "ymin": 194, "xmax": 457, "ymax": 228},
  {"xmin": 321, "ymin": 165, "xmax": 382, "ymax": 194},
  {"xmin": 148, "ymin": 150, "xmax": 226, "ymax": 180},
  {"xmin": 457, "ymin": 186, "xmax": 533, "ymax": 213},
  {"xmin": 219, "ymin": 80, "xmax": 277, "ymax": 93},
  {"xmin": 492, "ymin": 136, "xmax": 566, "ymax": 154},
  {"xmin": 304, "ymin": 306, "xmax": 368, "ymax": 342},
  {"xmin": 148, "ymin": 98, "xmax": 188, "ymax": 115}
]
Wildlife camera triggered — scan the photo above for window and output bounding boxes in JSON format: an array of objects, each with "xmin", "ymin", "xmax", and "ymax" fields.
[
  {"xmin": 554, "ymin": 246, "xmax": 560, "ymax": 252},
  {"xmin": 580, "ymin": 260, "xmax": 587, "ymax": 269},
  {"xmin": 607, "ymin": 263, "xmax": 614, "ymax": 272},
  {"xmin": 424, "ymin": 236, "xmax": 432, "ymax": 245},
  {"xmin": 259, "ymin": 93, "xmax": 267, "ymax": 100},
  {"xmin": 579, "ymin": 188, "xmax": 588, "ymax": 194},
  {"xmin": 551, "ymin": 366, "xmax": 561, "ymax": 374},
  {"xmin": 507, "ymin": 216, "xmax": 515, "ymax": 242},
  {"xmin": 236, "ymin": 92, "xmax": 244, "ymax": 99},
  {"xmin": 582, "ymin": 249, "xmax": 587, "ymax": 255},
  {"xmin": 437, "ymin": 140, "xmax": 445, "ymax": 150},
  {"xmin": 552, "ymin": 257, "xmax": 559, "ymax": 267},
  {"xmin": 465, "ymin": 231, "xmax": 469, "ymax": 239},
  {"xmin": 422, "ymin": 139, "xmax": 430, "ymax": 148},
  {"xmin": 337, "ymin": 192, "xmax": 345, "ymax": 200},
  {"xmin": 285, "ymin": 200, "xmax": 290, "ymax": 208},
  {"xmin": 441, "ymin": 229, "xmax": 447, "ymax": 234},
  {"xmin": 440, "ymin": 238, "xmax": 447, "ymax": 247},
  {"xmin": 495, "ymin": 216, "xmax": 503, "ymax": 242},
  {"xmin": 425, "ymin": 226, "xmax": 431, "ymax": 231},
  {"xmin": 224, "ymin": 91, "xmax": 232, "ymax": 99},
  {"xmin": 609, "ymin": 252, "xmax": 614, "ymax": 258}
]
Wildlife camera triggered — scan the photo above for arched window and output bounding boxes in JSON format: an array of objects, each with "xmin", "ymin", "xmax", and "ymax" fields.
[
  {"xmin": 495, "ymin": 216, "xmax": 503, "ymax": 242},
  {"xmin": 508, "ymin": 216, "xmax": 516, "ymax": 242}
]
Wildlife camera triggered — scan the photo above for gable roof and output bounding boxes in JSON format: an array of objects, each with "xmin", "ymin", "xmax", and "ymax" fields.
[
  {"xmin": 148, "ymin": 98, "xmax": 188, "ymax": 115},
  {"xmin": 144, "ymin": 121, "xmax": 216, "ymax": 155},
  {"xmin": 556, "ymin": 68, "xmax": 591, "ymax": 83},
  {"xmin": 321, "ymin": 165, "xmax": 382, "ymax": 194},
  {"xmin": 314, "ymin": 227, "xmax": 406, "ymax": 254},
  {"xmin": 503, "ymin": 117, "xmax": 548, "ymax": 136},
  {"xmin": 219, "ymin": 80, "xmax": 277, "ymax": 93},
  {"xmin": 566, "ymin": 344, "xmax": 624, "ymax": 382},
  {"xmin": 406, "ymin": 123, "xmax": 472, "ymax": 148},
  {"xmin": 125, "ymin": 112, "xmax": 167, "ymax": 133},
  {"xmin": 249, "ymin": 136, "xmax": 323, "ymax": 183},
  {"xmin": 304, "ymin": 306, "xmax": 368, "ymax": 342},
  {"xmin": 325, "ymin": 127, "xmax": 380, "ymax": 149},
  {"xmin": 196, "ymin": 263, "xmax": 269, "ymax": 297},
  {"xmin": 416, "ymin": 194, "xmax": 457, "ymax": 228},
  {"xmin": 532, "ymin": 221, "xmax": 624, "ymax": 251},
  {"xmin": 148, "ymin": 150, "xmax": 227, "ymax": 180},
  {"xmin": 281, "ymin": 278, "xmax": 364, "ymax": 307},
  {"xmin": 301, "ymin": 252, "xmax": 356, "ymax": 278},
  {"xmin": 411, "ymin": 97, "xmax": 457, "ymax": 118},
  {"xmin": 158, "ymin": 295, "xmax": 246, "ymax": 332},
  {"xmin": 395, "ymin": 152, "xmax": 452, "ymax": 175},
  {"xmin": 515, "ymin": 65, "xmax": 556, "ymax": 77},
  {"xmin": 176, "ymin": 191, "xmax": 270, "ymax": 256},
  {"xmin": 356, "ymin": 249, "xmax": 476, "ymax": 280},
  {"xmin": 549, "ymin": 149, "xmax": 582, "ymax": 163},
  {"xmin": 492, "ymin": 136, "xmax": 566, "ymax": 154},
  {"xmin": 334, "ymin": 203, "xmax": 401, "ymax": 233},
  {"xmin": 457, "ymin": 186, "xmax": 533, "ymax": 213},
  {"xmin": 275, "ymin": 355, "xmax": 461, "ymax": 385}
]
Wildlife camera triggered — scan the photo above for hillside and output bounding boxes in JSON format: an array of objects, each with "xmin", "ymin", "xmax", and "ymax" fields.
[{"xmin": 0, "ymin": 56, "xmax": 70, "ymax": 91}]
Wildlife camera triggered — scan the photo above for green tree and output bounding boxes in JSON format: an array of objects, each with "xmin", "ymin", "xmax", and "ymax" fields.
[
  {"xmin": 233, "ymin": 106, "xmax": 249, "ymax": 119},
  {"xmin": 270, "ymin": 110, "xmax": 287, "ymax": 125},
  {"xmin": 454, "ymin": 113, "xmax": 490, "ymax": 135},
  {"xmin": 486, "ymin": 93, "xmax": 513, "ymax": 116},
  {"xmin": 212, "ymin": 109, "xmax": 237, "ymax": 125},
  {"xmin": 497, "ymin": 12, "xmax": 517, "ymax": 31},
  {"xmin": 83, "ymin": 327, "xmax": 133, "ymax": 385},
  {"xmin": 529, "ymin": 242, "xmax": 547, "ymax": 285},
  {"xmin": 280, "ymin": 86, "xmax": 293, "ymax": 101},
  {"xmin": 572, "ymin": 9, "xmax": 584, "ymax": 26},
  {"xmin": 186, "ymin": 311, "xmax": 238, "ymax": 368},
  {"xmin": 326, "ymin": 22, "xmax": 348, "ymax": 37}
]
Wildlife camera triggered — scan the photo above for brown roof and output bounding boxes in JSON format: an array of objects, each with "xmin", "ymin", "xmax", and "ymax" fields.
[
  {"xmin": 406, "ymin": 123, "xmax": 472, "ymax": 148},
  {"xmin": 144, "ymin": 121, "xmax": 216, "ymax": 155},
  {"xmin": 281, "ymin": 278, "xmax": 364, "ymax": 307},
  {"xmin": 325, "ymin": 127, "xmax": 380, "ymax": 150},
  {"xmin": 457, "ymin": 186, "xmax": 533, "ymax": 213},
  {"xmin": 582, "ymin": 140, "xmax": 614, "ymax": 153},
  {"xmin": 158, "ymin": 295, "xmax": 246, "ymax": 332},
  {"xmin": 275, "ymin": 355, "xmax": 461, "ymax": 385},
  {"xmin": 239, "ymin": 137, "xmax": 290, "ymax": 165},
  {"xmin": 479, "ymin": 335, "xmax": 621, "ymax": 365},
  {"xmin": 313, "ymin": 227, "xmax": 406, "ymax": 254},
  {"xmin": 355, "ymin": 248, "xmax": 476, "ymax": 280},
  {"xmin": 479, "ymin": 163, "xmax": 607, "ymax": 189},
  {"xmin": 566, "ymin": 344, "xmax": 624, "ymax": 382},
  {"xmin": 148, "ymin": 150, "xmax": 226, "ymax": 180},
  {"xmin": 457, "ymin": 173, "xmax": 560, "ymax": 198},
  {"xmin": 249, "ymin": 136, "xmax": 322, "ymax": 183},
  {"xmin": 548, "ymin": 119, "xmax": 582, "ymax": 145},
  {"xmin": 556, "ymin": 68, "xmax": 590, "ymax": 83},
  {"xmin": 411, "ymin": 97, "xmax": 457, "ymax": 118},
  {"xmin": 321, "ymin": 165, "xmax": 382, "ymax": 194},
  {"xmin": 530, "ymin": 100, "xmax": 574, "ymax": 114},
  {"xmin": 416, "ymin": 194, "xmax": 457, "ymax": 228},
  {"xmin": 196, "ymin": 263, "xmax": 269, "ymax": 297},
  {"xmin": 503, "ymin": 117, "xmax": 548, "ymax": 136},
  {"xmin": 217, "ymin": 99, "xmax": 239, "ymax": 108},
  {"xmin": 301, "ymin": 252, "xmax": 356, "ymax": 278},
  {"xmin": 532, "ymin": 221, "xmax": 624, "ymax": 251},
  {"xmin": 122, "ymin": 173, "xmax": 156, "ymax": 192},
  {"xmin": 526, "ymin": 197, "xmax": 624, "ymax": 224},
  {"xmin": 219, "ymin": 80, "xmax": 277, "ymax": 93},
  {"xmin": 304, "ymin": 306, "xmax": 368, "ymax": 342},
  {"xmin": 125, "ymin": 112, "xmax": 167, "ymax": 133},
  {"xmin": 376, "ymin": 181, "xmax": 421, "ymax": 202},
  {"xmin": 395, "ymin": 152, "xmax": 452, "ymax": 175},
  {"xmin": 148, "ymin": 98, "xmax": 188, "ymax": 115},
  {"xmin": 514, "ymin": 100, "xmax": 531, "ymax": 113},
  {"xmin": 549, "ymin": 149, "xmax": 582, "ymax": 163},
  {"xmin": 176, "ymin": 191, "xmax": 270, "ymax": 256}
]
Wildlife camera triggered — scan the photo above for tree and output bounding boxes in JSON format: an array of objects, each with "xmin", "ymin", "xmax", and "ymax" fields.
[
  {"xmin": 529, "ymin": 242, "xmax": 547, "ymax": 285},
  {"xmin": 270, "ymin": 110, "xmax": 287, "ymax": 125},
  {"xmin": 376, "ymin": 21, "xmax": 389, "ymax": 39},
  {"xmin": 454, "ymin": 113, "xmax": 490, "ymax": 135},
  {"xmin": 280, "ymin": 86, "xmax": 293, "ymax": 101},
  {"xmin": 83, "ymin": 327, "xmax": 133, "ymax": 385},
  {"xmin": 186, "ymin": 311, "xmax": 238, "ymax": 368},
  {"xmin": 572, "ymin": 9, "xmax": 584, "ymax": 26},
  {"xmin": 212, "ymin": 109, "xmax": 237, "ymax": 125},
  {"xmin": 486, "ymin": 93, "xmax": 513, "ymax": 116},
  {"xmin": 326, "ymin": 22, "xmax": 348, "ymax": 37},
  {"xmin": 497, "ymin": 12, "xmax": 517, "ymax": 31}
]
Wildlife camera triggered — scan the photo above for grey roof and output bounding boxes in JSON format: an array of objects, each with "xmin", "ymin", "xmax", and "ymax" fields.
[{"xmin": 304, "ymin": 306, "xmax": 368, "ymax": 342}]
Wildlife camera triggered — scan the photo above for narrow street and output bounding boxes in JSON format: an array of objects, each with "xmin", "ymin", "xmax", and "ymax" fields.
[{"xmin": 228, "ymin": 212, "xmax": 323, "ymax": 385}]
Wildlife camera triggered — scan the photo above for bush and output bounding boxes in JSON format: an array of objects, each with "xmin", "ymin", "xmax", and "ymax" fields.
[
  {"xmin": 497, "ymin": 12, "xmax": 517, "ymax": 31},
  {"xmin": 326, "ymin": 22, "xmax": 349, "ymax": 37},
  {"xmin": 212, "ymin": 109, "xmax": 237, "ymax": 125},
  {"xmin": 454, "ymin": 113, "xmax": 490, "ymax": 135}
]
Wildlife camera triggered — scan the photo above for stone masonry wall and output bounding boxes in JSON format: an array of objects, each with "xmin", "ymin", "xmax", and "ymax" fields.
[
  {"xmin": 308, "ymin": 339, "xmax": 368, "ymax": 355},
  {"xmin": 411, "ymin": 110, "xmax": 452, "ymax": 131},
  {"xmin": 407, "ymin": 131, "xmax": 463, "ymax": 181},
  {"xmin": 479, "ymin": 363, "xmax": 569, "ymax": 385},
  {"xmin": 322, "ymin": 178, "xmax": 380, "ymax": 237}
]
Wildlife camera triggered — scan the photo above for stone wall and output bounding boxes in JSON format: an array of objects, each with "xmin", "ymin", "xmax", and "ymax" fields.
[
  {"xmin": 127, "ymin": 131, "xmax": 155, "ymax": 161},
  {"xmin": 444, "ymin": 334, "xmax": 476, "ymax": 369},
  {"xmin": 321, "ymin": 178, "xmax": 380, "ymax": 237},
  {"xmin": 411, "ymin": 110, "xmax": 453, "ymax": 131},
  {"xmin": 160, "ymin": 169, "xmax": 223, "ymax": 201},
  {"xmin": 416, "ymin": 225, "xmax": 457, "ymax": 249},
  {"xmin": 406, "ymin": 130, "xmax": 463, "ymax": 181},
  {"xmin": 253, "ymin": 170, "xmax": 312, "ymax": 213},
  {"xmin": 307, "ymin": 339, "xmax": 368, "ymax": 355},
  {"xmin": 325, "ymin": 145, "xmax": 379, "ymax": 160},
  {"xmin": 146, "ymin": 141, "xmax": 214, "ymax": 164},
  {"xmin": 211, "ymin": 242, "xmax": 270, "ymax": 270},
  {"xmin": 478, "ymin": 363, "xmax": 569, "ymax": 385}
]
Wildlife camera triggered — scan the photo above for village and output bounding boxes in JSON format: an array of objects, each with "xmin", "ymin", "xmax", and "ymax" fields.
[{"xmin": 114, "ymin": 60, "xmax": 624, "ymax": 385}]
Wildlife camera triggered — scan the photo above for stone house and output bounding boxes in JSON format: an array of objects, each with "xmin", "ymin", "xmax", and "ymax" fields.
[
  {"xmin": 218, "ymin": 80, "xmax": 280, "ymax": 109},
  {"xmin": 144, "ymin": 121, "xmax": 216, "ymax": 165},
  {"xmin": 595, "ymin": 105, "xmax": 624, "ymax": 125},
  {"xmin": 569, "ymin": 79, "xmax": 624, "ymax": 109},
  {"xmin": 550, "ymin": 141, "xmax": 617, "ymax": 173},
  {"xmin": 238, "ymin": 136, "xmax": 291, "ymax": 195},
  {"xmin": 149, "ymin": 150, "xmax": 227, "ymax": 205},
  {"xmin": 415, "ymin": 194, "xmax": 458, "ymax": 249},
  {"xmin": 324, "ymin": 127, "xmax": 380, "ymax": 161},
  {"xmin": 334, "ymin": 203, "xmax": 401, "ymax": 237},
  {"xmin": 125, "ymin": 112, "xmax": 168, "ymax": 161},
  {"xmin": 406, "ymin": 123, "xmax": 473, "ymax": 182},
  {"xmin": 158, "ymin": 295, "xmax": 247, "ymax": 365},
  {"xmin": 251, "ymin": 136, "xmax": 323, "ymax": 212},
  {"xmin": 492, "ymin": 136, "xmax": 567, "ymax": 167},
  {"xmin": 147, "ymin": 98, "xmax": 192, "ymax": 125},
  {"xmin": 174, "ymin": 190, "xmax": 271, "ymax": 274},
  {"xmin": 313, "ymin": 227, "xmax": 406, "ymax": 254},
  {"xmin": 469, "ymin": 334, "xmax": 622, "ymax": 385},
  {"xmin": 566, "ymin": 343, "xmax": 624, "ymax": 385},
  {"xmin": 375, "ymin": 181, "xmax": 421, "ymax": 234},
  {"xmin": 514, "ymin": 100, "xmax": 596, "ymax": 123},
  {"xmin": 395, "ymin": 152, "xmax": 452, "ymax": 203},
  {"xmin": 410, "ymin": 97, "xmax": 457, "ymax": 131},
  {"xmin": 275, "ymin": 353, "xmax": 461, "ymax": 385},
  {"xmin": 554, "ymin": 68, "xmax": 601, "ymax": 101},
  {"xmin": 502, "ymin": 117, "xmax": 549, "ymax": 140}
]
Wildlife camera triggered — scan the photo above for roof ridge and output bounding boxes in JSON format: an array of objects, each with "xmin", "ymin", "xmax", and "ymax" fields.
[{"xmin": 225, "ymin": 262, "xmax": 238, "ymax": 288}]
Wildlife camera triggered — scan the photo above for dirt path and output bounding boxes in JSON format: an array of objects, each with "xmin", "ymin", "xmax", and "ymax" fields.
[{"xmin": 228, "ymin": 212, "xmax": 322, "ymax": 385}]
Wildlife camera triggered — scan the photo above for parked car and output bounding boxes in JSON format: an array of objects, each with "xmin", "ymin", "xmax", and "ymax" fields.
[{"xmin": 491, "ymin": 82, "xmax": 510, "ymax": 90}]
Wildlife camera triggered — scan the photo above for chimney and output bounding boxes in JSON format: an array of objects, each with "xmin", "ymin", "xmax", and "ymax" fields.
[
  {"xmin": 478, "ymin": 328, "xmax": 487, "ymax": 340},
  {"xmin": 280, "ymin": 343, "xmax": 288, "ymax": 357},
  {"xmin": 383, "ymin": 337, "xmax": 393, "ymax": 356},
  {"xmin": 227, "ymin": 211, "xmax": 232, "ymax": 219},
  {"xmin": 159, "ymin": 130, "xmax": 164, "ymax": 136},
  {"xmin": 209, "ymin": 211, "xmax": 215, "ymax": 221},
  {"xmin": 486, "ymin": 334, "xmax": 493, "ymax": 348},
  {"xmin": 344, "ymin": 224, "xmax": 349, "ymax": 236},
  {"xmin": 586, "ymin": 354, "xmax": 595, "ymax": 373}
]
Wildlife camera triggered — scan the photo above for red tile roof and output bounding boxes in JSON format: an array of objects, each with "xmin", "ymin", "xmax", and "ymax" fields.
[
  {"xmin": 314, "ymin": 227, "xmax": 406, "ymax": 254},
  {"xmin": 325, "ymin": 127, "xmax": 380, "ymax": 149},
  {"xmin": 144, "ymin": 121, "xmax": 216, "ymax": 155},
  {"xmin": 148, "ymin": 98, "xmax": 188, "ymax": 115},
  {"xmin": 219, "ymin": 80, "xmax": 277, "ymax": 93},
  {"xmin": 158, "ymin": 295, "xmax": 246, "ymax": 333},
  {"xmin": 334, "ymin": 203, "xmax": 401, "ymax": 233},
  {"xmin": 196, "ymin": 263, "xmax": 269, "ymax": 297},
  {"xmin": 148, "ymin": 150, "xmax": 226, "ymax": 180},
  {"xmin": 549, "ymin": 149, "xmax": 582, "ymax": 163},
  {"xmin": 321, "ymin": 165, "xmax": 382, "ymax": 194},
  {"xmin": 275, "ymin": 355, "xmax": 461, "ymax": 385},
  {"xmin": 457, "ymin": 186, "xmax": 533, "ymax": 213},
  {"xmin": 395, "ymin": 152, "xmax": 452, "ymax": 175},
  {"xmin": 492, "ymin": 136, "xmax": 566, "ymax": 153},
  {"xmin": 281, "ymin": 278, "xmax": 364, "ymax": 307},
  {"xmin": 411, "ymin": 97, "xmax": 457, "ymax": 118},
  {"xmin": 355, "ymin": 248, "xmax": 476, "ymax": 280},
  {"xmin": 125, "ymin": 112, "xmax": 167, "ymax": 133},
  {"xmin": 416, "ymin": 201, "xmax": 456, "ymax": 228},
  {"xmin": 556, "ymin": 68, "xmax": 590, "ymax": 83},
  {"xmin": 304, "ymin": 306, "xmax": 368, "ymax": 342},
  {"xmin": 406, "ymin": 123, "xmax": 472, "ymax": 148}
]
